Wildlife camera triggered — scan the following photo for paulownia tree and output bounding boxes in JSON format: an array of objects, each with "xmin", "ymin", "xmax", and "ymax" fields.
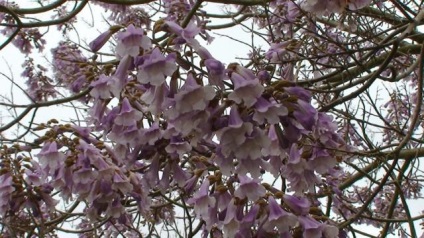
[{"xmin": 0, "ymin": 0, "xmax": 423, "ymax": 237}]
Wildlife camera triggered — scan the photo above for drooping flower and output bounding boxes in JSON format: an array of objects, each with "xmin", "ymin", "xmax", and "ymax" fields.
[
  {"xmin": 0, "ymin": 173, "xmax": 15, "ymax": 216},
  {"xmin": 140, "ymin": 83, "xmax": 170, "ymax": 115},
  {"xmin": 205, "ymin": 59, "xmax": 226, "ymax": 89},
  {"xmin": 163, "ymin": 20, "xmax": 201, "ymax": 46},
  {"xmin": 228, "ymin": 72, "xmax": 264, "ymax": 107},
  {"xmin": 283, "ymin": 194, "xmax": 311, "ymax": 215},
  {"xmin": 298, "ymin": 216, "xmax": 339, "ymax": 238},
  {"xmin": 90, "ymin": 74, "xmax": 114, "ymax": 99},
  {"xmin": 37, "ymin": 141, "xmax": 66, "ymax": 173},
  {"xmin": 234, "ymin": 175, "xmax": 266, "ymax": 201},
  {"xmin": 253, "ymin": 97, "xmax": 288, "ymax": 124},
  {"xmin": 262, "ymin": 196, "xmax": 297, "ymax": 233},
  {"xmin": 114, "ymin": 98, "xmax": 143, "ymax": 127},
  {"xmin": 283, "ymin": 144, "xmax": 320, "ymax": 194},
  {"xmin": 165, "ymin": 137, "xmax": 192, "ymax": 159},
  {"xmin": 187, "ymin": 179, "xmax": 216, "ymax": 219},
  {"xmin": 222, "ymin": 199, "xmax": 242, "ymax": 238},
  {"xmin": 301, "ymin": 0, "xmax": 347, "ymax": 15},
  {"xmin": 89, "ymin": 26, "xmax": 121, "ymax": 52},
  {"xmin": 138, "ymin": 122, "xmax": 163, "ymax": 145},
  {"xmin": 137, "ymin": 48, "xmax": 177, "ymax": 86},
  {"xmin": 216, "ymin": 106, "xmax": 254, "ymax": 158},
  {"xmin": 116, "ymin": 24, "xmax": 151, "ymax": 57},
  {"xmin": 167, "ymin": 73, "xmax": 215, "ymax": 118}
]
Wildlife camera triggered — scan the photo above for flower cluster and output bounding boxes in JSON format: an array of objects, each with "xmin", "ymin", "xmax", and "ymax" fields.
[
  {"xmin": 21, "ymin": 57, "xmax": 56, "ymax": 101},
  {"xmin": 47, "ymin": 23, "xmax": 349, "ymax": 236},
  {"xmin": 51, "ymin": 41, "xmax": 92, "ymax": 94},
  {"xmin": 0, "ymin": 0, "xmax": 389, "ymax": 236}
]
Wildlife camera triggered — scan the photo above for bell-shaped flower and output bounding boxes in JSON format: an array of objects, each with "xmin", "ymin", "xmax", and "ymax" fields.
[
  {"xmin": 205, "ymin": 59, "xmax": 226, "ymax": 89},
  {"xmin": 187, "ymin": 179, "xmax": 216, "ymax": 219},
  {"xmin": 298, "ymin": 216, "xmax": 339, "ymax": 238},
  {"xmin": 234, "ymin": 175, "xmax": 266, "ymax": 201},
  {"xmin": 90, "ymin": 74, "xmax": 113, "ymax": 99},
  {"xmin": 283, "ymin": 194, "xmax": 311, "ymax": 215},
  {"xmin": 137, "ymin": 48, "xmax": 177, "ymax": 86},
  {"xmin": 237, "ymin": 204, "xmax": 260, "ymax": 236},
  {"xmin": 301, "ymin": 0, "xmax": 347, "ymax": 15},
  {"xmin": 222, "ymin": 199, "xmax": 242, "ymax": 238},
  {"xmin": 114, "ymin": 98, "xmax": 143, "ymax": 126},
  {"xmin": 168, "ymin": 73, "xmax": 215, "ymax": 118},
  {"xmin": 140, "ymin": 83, "xmax": 170, "ymax": 115},
  {"xmin": 90, "ymin": 55, "xmax": 132, "ymax": 98},
  {"xmin": 262, "ymin": 196, "xmax": 297, "ymax": 233},
  {"xmin": 116, "ymin": 24, "xmax": 151, "ymax": 57},
  {"xmin": 37, "ymin": 141, "xmax": 66, "ymax": 173},
  {"xmin": 0, "ymin": 173, "xmax": 15, "ymax": 216},
  {"xmin": 112, "ymin": 171, "xmax": 133, "ymax": 195},
  {"xmin": 233, "ymin": 127, "xmax": 271, "ymax": 160},
  {"xmin": 89, "ymin": 26, "xmax": 121, "ymax": 52},
  {"xmin": 266, "ymin": 42, "xmax": 292, "ymax": 63},
  {"xmin": 106, "ymin": 198, "xmax": 125, "ymax": 219},
  {"xmin": 165, "ymin": 137, "xmax": 192, "ymax": 159},
  {"xmin": 138, "ymin": 122, "xmax": 162, "ymax": 145},
  {"xmin": 167, "ymin": 110, "xmax": 211, "ymax": 146},
  {"xmin": 253, "ymin": 97, "xmax": 288, "ymax": 124},
  {"xmin": 285, "ymin": 86, "xmax": 312, "ymax": 102},
  {"xmin": 293, "ymin": 100, "xmax": 317, "ymax": 131},
  {"xmin": 284, "ymin": 144, "xmax": 320, "ymax": 195},
  {"xmin": 163, "ymin": 20, "xmax": 201, "ymax": 45},
  {"xmin": 216, "ymin": 107, "xmax": 254, "ymax": 157},
  {"xmin": 228, "ymin": 72, "xmax": 264, "ymax": 107}
]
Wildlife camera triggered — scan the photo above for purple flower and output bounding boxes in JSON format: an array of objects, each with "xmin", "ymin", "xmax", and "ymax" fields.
[
  {"xmin": 298, "ymin": 216, "xmax": 339, "ymax": 238},
  {"xmin": 89, "ymin": 26, "xmax": 121, "ymax": 52},
  {"xmin": 0, "ymin": 173, "xmax": 15, "ymax": 216},
  {"xmin": 283, "ymin": 144, "xmax": 321, "ymax": 194},
  {"xmin": 283, "ymin": 194, "xmax": 311, "ymax": 215},
  {"xmin": 168, "ymin": 110, "xmax": 210, "ymax": 141},
  {"xmin": 114, "ymin": 98, "xmax": 143, "ymax": 126},
  {"xmin": 216, "ymin": 107, "xmax": 253, "ymax": 158},
  {"xmin": 293, "ymin": 100, "xmax": 317, "ymax": 131},
  {"xmin": 266, "ymin": 42, "xmax": 292, "ymax": 63},
  {"xmin": 285, "ymin": 86, "xmax": 312, "ymax": 102},
  {"xmin": 163, "ymin": 21, "xmax": 201, "ymax": 45},
  {"xmin": 253, "ymin": 97, "xmax": 288, "ymax": 124},
  {"xmin": 116, "ymin": 24, "xmax": 151, "ymax": 57},
  {"xmin": 348, "ymin": 0, "xmax": 372, "ymax": 10},
  {"xmin": 165, "ymin": 137, "xmax": 192, "ymax": 159},
  {"xmin": 90, "ymin": 55, "xmax": 132, "ymax": 98},
  {"xmin": 300, "ymin": 0, "xmax": 367, "ymax": 15},
  {"xmin": 196, "ymin": 45, "xmax": 214, "ymax": 60},
  {"xmin": 262, "ymin": 196, "xmax": 297, "ymax": 233},
  {"xmin": 236, "ymin": 204, "xmax": 260, "ymax": 236},
  {"xmin": 137, "ymin": 48, "xmax": 177, "ymax": 86},
  {"xmin": 112, "ymin": 172, "xmax": 133, "ymax": 195},
  {"xmin": 205, "ymin": 59, "xmax": 226, "ymax": 89},
  {"xmin": 140, "ymin": 83, "xmax": 170, "ymax": 115},
  {"xmin": 139, "ymin": 122, "xmax": 163, "ymax": 145},
  {"xmin": 257, "ymin": 70, "xmax": 271, "ymax": 84},
  {"xmin": 187, "ymin": 179, "xmax": 216, "ymax": 219},
  {"xmin": 37, "ymin": 141, "xmax": 66, "ymax": 173},
  {"xmin": 228, "ymin": 72, "xmax": 264, "ymax": 107},
  {"xmin": 168, "ymin": 73, "xmax": 215, "ymax": 117},
  {"xmin": 108, "ymin": 125, "xmax": 140, "ymax": 147},
  {"xmin": 234, "ymin": 175, "xmax": 266, "ymax": 201},
  {"xmin": 106, "ymin": 198, "xmax": 125, "ymax": 218},
  {"xmin": 308, "ymin": 147, "xmax": 337, "ymax": 174},
  {"xmin": 90, "ymin": 74, "xmax": 113, "ymax": 99},
  {"xmin": 222, "ymin": 199, "xmax": 242, "ymax": 238}
]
